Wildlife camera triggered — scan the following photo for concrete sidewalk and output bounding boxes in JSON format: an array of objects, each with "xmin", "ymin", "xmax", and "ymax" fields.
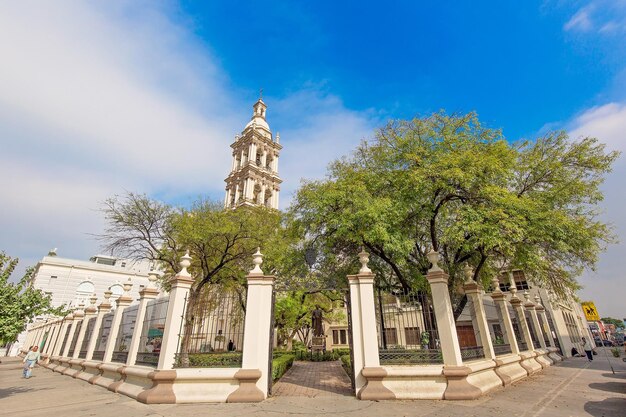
[{"xmin": 1, "ymin": 350, "xmax": 624, "ymax": 417}]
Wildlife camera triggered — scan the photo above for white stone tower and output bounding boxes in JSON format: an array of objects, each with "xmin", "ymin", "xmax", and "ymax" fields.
[{"xmin": 224, "ymin": 97, "xmax": 282, "ymax": 209}]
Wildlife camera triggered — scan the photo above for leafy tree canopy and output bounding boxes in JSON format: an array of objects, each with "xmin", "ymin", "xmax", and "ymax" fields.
[
  {"xmin": 289, "ymin": 111, "xmax": 619, "ymax": 307},
  {"xmin": 0, "ymin": 252, "xmax": 67, "ymax": 344},
  {"xmin": 601, "ymin": 317, "xmax": 625, "ymax": 330}
]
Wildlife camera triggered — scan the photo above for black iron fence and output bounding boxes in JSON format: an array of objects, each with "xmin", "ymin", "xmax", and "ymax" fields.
[
  {"xmin": 111, "ymin": 305, "xmax": 139, "ymax": 364},
  {"xmin": 375, "ymin": 288, "xmax": 442, "ymax": 364},
  {"xmin": 460, "ymin": 346, "xmax": 485, "ymax": 360},
  {"xmin": 92, "ymin": 312, "xmax": 114, "ymax": 361},
  {"xmin": 135, "ymin": 296, "xmax": 170, "ymax": 367},
  {"xmin": 175, "ymin": 286, "xmax": 245, "ymax": 368},
  {"xmin": 78, "ymin": 317, "xmax": 96, "ymax": 359},
  {"xmin": 493, "ymin": 344, "xmax": 512, "ymax": 355}
]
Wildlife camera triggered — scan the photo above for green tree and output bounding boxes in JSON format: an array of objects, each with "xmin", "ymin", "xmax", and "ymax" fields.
[
  {"xmin": 290, "ymin": 112, "xmax": 619, "ymax": 310},
  {"xmin": 99, "ymin": 193, "xmax": 288, "ymax": 358},
  {"xmin": 601, "ymin": 317, "xmax": 625, "ymax": 330},
  {"xmin": 0, "ymin": 252, "xmax": 66, "ymax": 345}
]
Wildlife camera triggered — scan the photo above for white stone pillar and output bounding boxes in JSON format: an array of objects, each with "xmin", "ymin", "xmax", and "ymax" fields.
[
  {"xmin": 463, "ymin": 265, "xmax": 495, "ymax": 360},
  {"xmin": 126, "ymin": 272, "xmax": 160, "ymax": 366},
  {"xmin": 260, "ymin": 183, "xmax": 267, "ymax": 205},
  {"xmin": 60, "ymin": 315, "xmax": 75, "ymax": 357},
  {"xmin": 274, "ymin": 155, "xmax": 279, "ymax": 172},
  {"xmin": 64, "ymin": 307, "xmax": 85, "ymax": 357},
  {"xmin": 234, "ymin": 184, "xmax": 240, "ymax": 204},
  {"xmin": 534, "ymin": 295, "xmax": 554, "ymax": 348},
  {"xmin": 104, "ymin": 279, "xmax": 134, "ymax": 363},
  {"xmin": 490, "ymin": 278, "xmax": 519, "ymax": 355},
  {"xmin": 525, "ymin": 292, "xmax": 546, "ymax": 350},
  {"xmin": 426, "ymin": 251, "xmax": 463, "ymax": 366},
  {"xmin": 86, "ymin": 291, "xmax": 113, "ymax": 360},
  {"xmin": 240, "ymin": 248, "xmax": 275, "ymax": 398},
  {"xmin": 53, "ymin": 315, "xmax": 73, "ymax": 356},
  {"xmin": 510, "ymin": 291, "xmax": 534, "ymax": 351},
  {"xmin": 158, "ymin": 252, "xmax": 194, "ymax": 370},
  {"xmin": 43, "ymin": 320, "xmax": 60, "ymax": 355},
  {"xmin": 73, "ymin": 295, "xmax": 98, "ymax": 358},
  {"xmin": 261, "ymin": 149, "xmax": 267, "ymax": 168},
  {"xmin": 348, "ymin": 250, "xmax": 393, "ymax": 400}
]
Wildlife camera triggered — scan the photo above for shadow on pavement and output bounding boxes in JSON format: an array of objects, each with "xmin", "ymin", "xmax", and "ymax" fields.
[
  {"xmin": 584, "ymin": 397, "xmax": 626, "ymax": 417},
  {"xmin": 602, "ymin": 372, "xmax": 626, "ymax": 380},
  {"xmin": 0, "ymin": 386, "xmax": 35, "ymax": 399},
  {"xmin": 588, "ymin": 381, "xmax": 626, "ymax": 395}
]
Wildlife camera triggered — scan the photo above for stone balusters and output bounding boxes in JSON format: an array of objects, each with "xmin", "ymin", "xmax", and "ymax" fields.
[
  {"xmin": 463, "ymin": 265, "xmax": 495, "ymax": 360},
  {"xmin": 104, "ymin": 279, "xmax": 134, "ymax": 363},
  {"xmin": 86, "ymin": 291, "xmax": 112, "ymax": 360},
  {"xmin": 126, "ymin": 270, "xmax": 160, "ymax": 366},
  {"xmin": 157, "ymin": 251, "xmax": 194, "ymax": 370}
]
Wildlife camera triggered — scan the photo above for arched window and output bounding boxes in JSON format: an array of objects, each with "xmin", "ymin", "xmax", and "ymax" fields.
[
  {"xmin": 109, "ymin": 284, "xmax": 123, "ymax": 300},
  {"xmin": 75, "ymin": 280, "xmax": 95, "ymax": 307}
]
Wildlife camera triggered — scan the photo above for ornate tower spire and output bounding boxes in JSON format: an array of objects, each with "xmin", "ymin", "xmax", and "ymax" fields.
[{"xmin": 224, "ymin": 97, "xmax": 283, "ymax": 209}]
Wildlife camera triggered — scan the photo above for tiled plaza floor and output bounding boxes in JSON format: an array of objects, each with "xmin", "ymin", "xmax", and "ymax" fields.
[{"xmin": 271, "ymin": 360, "xmax": 353, "ymax": 397}]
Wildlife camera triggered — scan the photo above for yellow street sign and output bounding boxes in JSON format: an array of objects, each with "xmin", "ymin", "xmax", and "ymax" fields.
[{"xmin": 582, "ymin": 301, "xmax": 600, "ymax": 321}]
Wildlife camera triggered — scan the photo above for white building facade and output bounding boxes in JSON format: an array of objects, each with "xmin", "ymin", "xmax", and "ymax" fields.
[{"xmin": 30, "ymin": 251, "xmax": 152, "ymax": 309}]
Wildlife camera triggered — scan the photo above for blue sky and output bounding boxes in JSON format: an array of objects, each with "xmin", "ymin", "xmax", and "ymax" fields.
[{"xmin": 0, "ymin": 1, "xmax": 624, "ymax": 317}]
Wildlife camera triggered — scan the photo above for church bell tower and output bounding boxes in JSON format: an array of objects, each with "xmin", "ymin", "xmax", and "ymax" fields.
[{"xmin": 224, "ymin": 97, "xmax": 282, "ymax": 209}]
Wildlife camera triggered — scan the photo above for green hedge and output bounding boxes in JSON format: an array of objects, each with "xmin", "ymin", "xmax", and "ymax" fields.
[
  {"xmin": 177, "ymin": 352, "xmax": 243, "ymax": 368},
  {"xmin": 272, "ymin": 354, "xmax": 295, "ymax": 381}
]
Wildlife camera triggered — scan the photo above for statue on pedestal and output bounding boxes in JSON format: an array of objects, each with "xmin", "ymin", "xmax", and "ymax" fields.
[{"xmin": 312, "ymin": 307, "xmax": 324, "ymax": 337}]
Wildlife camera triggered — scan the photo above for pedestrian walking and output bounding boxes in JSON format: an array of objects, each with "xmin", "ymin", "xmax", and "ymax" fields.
[
  {"xmin": 582, "ymin": 337, "xmax": 594, "ymax": 362},
  {"xmin": 22, "ymin": 346, "xmax": 41, "ymax": 378}
]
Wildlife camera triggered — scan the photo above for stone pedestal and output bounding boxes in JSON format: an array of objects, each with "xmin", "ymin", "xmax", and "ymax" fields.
[{"xmin": 158, "ymin": 253, "xmax": 194, "ymax": 370}]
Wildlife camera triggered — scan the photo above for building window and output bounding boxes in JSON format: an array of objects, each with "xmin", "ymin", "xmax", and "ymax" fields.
[
  {"xmin": 333, "ymin": 329, "xmax": 348, "ymax": 345},
  {"xmin": 405, "ymin": 327, "xmax": 420, "ymax": 345},
  {"xmin": 383, "ymin": 328, "xmax": 398, "ymax": 345}
]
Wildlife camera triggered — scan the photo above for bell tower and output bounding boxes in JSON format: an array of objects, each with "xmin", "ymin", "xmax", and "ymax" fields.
[{"xmin": 224, "ymin": 97, "xmax": 282, "ymax": 209}]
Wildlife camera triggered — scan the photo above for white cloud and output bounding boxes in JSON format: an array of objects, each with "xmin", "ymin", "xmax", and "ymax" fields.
[
  {"xmin": 0, "ymin": 1, "xmax": 377, "ymax": 272},
  {"xmin": 568, "ymin": 102, "xmax": 626, "ymax": 318},
  {"xmin": 564, "ymin": 7, "xmax": 593, "ymax": 32}
]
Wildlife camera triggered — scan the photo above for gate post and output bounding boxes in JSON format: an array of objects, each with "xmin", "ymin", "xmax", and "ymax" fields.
[
  {"xmin": 157, "ymin": 252, "xmax": 194, "ymax": 370},
  {"xmin": 230, "ymin": 248, "xmax": 274, "ymax": 402},
  {"xmin": 427, "ymin": 251, "xmax": 482, "ymax": 400},
  {"xmin": 348, "ymin": 250, "xmax": 394, "ymax": 400}
]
